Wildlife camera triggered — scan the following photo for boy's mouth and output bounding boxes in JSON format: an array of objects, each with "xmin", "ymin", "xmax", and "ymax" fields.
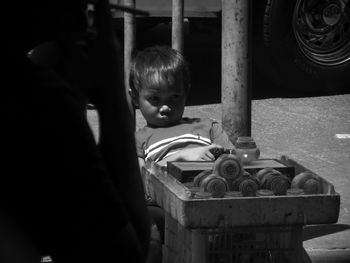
[
  {"xmin": 159, "ymin": 111, "xmax": 172, "ymax": 119},
  {"xmin": 157, "ymin": 114, "xmax": 173, "ymax": 124},
  {"xmin": 158, "ymin": 116, "xmax": 171, "ymax": 122}
]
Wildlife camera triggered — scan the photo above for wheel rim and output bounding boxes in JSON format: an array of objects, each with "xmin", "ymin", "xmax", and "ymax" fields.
[{"xmin": 293, "ymin": 0, "xmax": 350, "ymax": 66}]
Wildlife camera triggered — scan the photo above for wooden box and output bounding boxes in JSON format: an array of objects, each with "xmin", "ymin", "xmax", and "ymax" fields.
[{"xmin": 142, "ymin": 156, "xmax": 340, "ymax": 228}]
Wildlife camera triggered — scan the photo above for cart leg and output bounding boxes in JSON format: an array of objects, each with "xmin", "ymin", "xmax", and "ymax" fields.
[
  {"xmin": 290, "ymin": 225, "xmax": 304, "ymax": 263},
  {"xmin": 164, "ymin": 213, "xmax": 192, "ymax": 263},
  {"xmin": 302, "ymin": 247, "xmax": 313, "ymax": 263},
  {"xmin": 192, "ymin": 229, "xmax": 206, "ymax": 263},
  {"xmin": 163, "ymin": 214, "xmax": 169, "ymax": 263},
  {"xmin": 164, "ymin": 214, "xmax": 177, "ymax": 263}
]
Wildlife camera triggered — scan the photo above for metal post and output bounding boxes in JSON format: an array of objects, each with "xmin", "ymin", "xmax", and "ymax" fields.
[
  {"xmin": 222, "ymin": 0, "xmax": 252, "ymax": 143},
  {"xmin": 124, "ymin": 0, "xmax": 136, "ymax": 120},
  {"xmin": 172, "ymin": 0, "xmax": 184, "ymax": 53}
]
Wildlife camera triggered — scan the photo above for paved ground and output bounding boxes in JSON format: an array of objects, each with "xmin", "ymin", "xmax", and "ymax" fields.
[{"xmin": 88, "ymin": 94, "xmax": 350, "ymax": 262}]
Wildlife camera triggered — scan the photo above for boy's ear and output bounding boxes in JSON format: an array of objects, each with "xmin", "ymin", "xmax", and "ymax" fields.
[{"xmin": 128, "ymin": 88, "xmax": 139, "ymax": 107}]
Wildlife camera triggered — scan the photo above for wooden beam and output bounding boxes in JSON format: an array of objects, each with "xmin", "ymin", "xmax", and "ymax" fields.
[
  {"xmin": 124, "ymin": 0, "xmax": 136, "ymax": 121},
  {"xmin": 172, "ymin": 0, "xmax": 184, "ymax": 53},
  {"xmin": 221, "ymin": 0, "xmax": 252, "ymax": 143}
]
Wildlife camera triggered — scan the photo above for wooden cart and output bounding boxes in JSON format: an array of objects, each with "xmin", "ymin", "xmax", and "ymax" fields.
[{"xmin": 142, "ymin": 156, "xmax": 340, "ymax": 263}]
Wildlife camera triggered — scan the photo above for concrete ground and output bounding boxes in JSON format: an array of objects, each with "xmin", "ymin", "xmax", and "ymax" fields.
[{"xmin": 88, "ymin": 94, "xmax": 350, "ymax": 262}]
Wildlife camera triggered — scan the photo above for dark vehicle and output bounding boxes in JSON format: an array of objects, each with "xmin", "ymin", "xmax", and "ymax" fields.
[
  {"xmin": 254, "ymin": 0, "xmax": 350, "ymax": 98},
  {"xmin": 112, "ymin": 0, "xmax": 350, "ymax": 103}
]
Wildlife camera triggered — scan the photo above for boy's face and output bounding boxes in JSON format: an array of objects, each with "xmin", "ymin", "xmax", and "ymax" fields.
[{"xmin": 138, "ymin": 77, "xmax": 186, "ymax": 128}]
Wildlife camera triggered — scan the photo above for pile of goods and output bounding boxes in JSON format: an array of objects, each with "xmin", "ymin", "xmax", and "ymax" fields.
[{"xmin": 185, "ymin": 153, "xmax": 323, "ymax": 199}]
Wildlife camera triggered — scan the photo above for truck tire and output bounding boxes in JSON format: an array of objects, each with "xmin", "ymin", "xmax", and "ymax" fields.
[{"xmin": 253, "ymin": 0, "xmax": 350, "ymax": 96}]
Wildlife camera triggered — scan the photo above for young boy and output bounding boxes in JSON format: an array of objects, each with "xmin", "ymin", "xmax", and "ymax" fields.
[
  {"xmin": 129, "ymin": 46, "xmax": 233, "ymax": 261},
  {"xmin": 129, "ymin": 45, "xmax": 233, "ymax": 168}
]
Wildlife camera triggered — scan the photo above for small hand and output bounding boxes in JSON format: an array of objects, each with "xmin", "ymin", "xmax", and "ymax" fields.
[
  {"xmin": 209, "ymin": 146, "xmax": 229, "ymax": 159},
  {"xmin": 161, "ymin": 144, "xmax": 224, "ymax": 163}
]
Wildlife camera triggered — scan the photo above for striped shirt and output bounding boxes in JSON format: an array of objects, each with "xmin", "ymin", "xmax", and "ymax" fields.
[{"xmin": 135, "ymin": 117, "xmax": 232, "ymax": 162}]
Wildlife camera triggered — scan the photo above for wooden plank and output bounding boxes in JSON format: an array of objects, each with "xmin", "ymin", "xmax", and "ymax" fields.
[
  {"xmin": 166, "ymin": 161, "xmax": 213, "ymax": 182},
  {"xmin": 181, "ymin": 195, "xmax": 340, "ymax": 228}
]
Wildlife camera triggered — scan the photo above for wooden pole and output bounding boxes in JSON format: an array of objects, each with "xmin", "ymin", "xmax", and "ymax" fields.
[
  {"xmin": 221, "ymin": 0, "xmax": 252, "ymax": 143},
  {"xmin": 124, "ymin": 0, "xmax": 136, "ymax": 120},
  {"xmin": 172, "ymin": 0, "xmax": 184, "ymax": 53}
]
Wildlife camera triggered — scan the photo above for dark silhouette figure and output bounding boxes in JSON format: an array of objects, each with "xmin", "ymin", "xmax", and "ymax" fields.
[{"xmin": 1, "ymin": 1, "xmax": 150, "ymax": 262}]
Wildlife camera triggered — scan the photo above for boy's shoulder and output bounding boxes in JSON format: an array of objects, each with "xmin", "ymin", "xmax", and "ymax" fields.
[
  {"xmin": 135, "ymin": 117, "xmax": 218, "ymax": 136},
  {"xmin": 183, "ymin": 117, "xmax": 221, "ymax": 128},
  {"xmin": 182, "ymin": 116, "xmax": 217, "ymax": 124},
  {"xmin": 135, "ymin": 125, "xmax": 151, "ymax": 139}
]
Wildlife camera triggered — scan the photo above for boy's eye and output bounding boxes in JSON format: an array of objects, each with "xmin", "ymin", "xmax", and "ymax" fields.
[
  {"xmin": 148, "ymin": 96, "xmax": 160, "ymax": 104},
  {"xmin": 171, "ymin": 94, "xmax": 182, "ymax": 100}
]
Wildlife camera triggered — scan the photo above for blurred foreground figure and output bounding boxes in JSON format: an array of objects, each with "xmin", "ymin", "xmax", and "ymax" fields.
[{"xmin": 1, "ymin": 0, "xmax": 150, "ymax": 262}]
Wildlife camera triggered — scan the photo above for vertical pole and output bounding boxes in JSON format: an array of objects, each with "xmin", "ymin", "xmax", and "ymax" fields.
[
  {"xmin": 221, "ymin": 0, "xmax": 252, "ymax": 143},
  {"xmin": 172, "ymin": 0, "xmax": 184, "ymax": 53},
  {"xmin": 124, "ymin": 0, "xmax": 136, "ymax": 122}
]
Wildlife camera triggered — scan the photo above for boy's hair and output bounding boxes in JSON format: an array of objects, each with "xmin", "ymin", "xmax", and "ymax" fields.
[{"xmin": 129, "ymin": 45, "xmax": 190, "ymax": 97}]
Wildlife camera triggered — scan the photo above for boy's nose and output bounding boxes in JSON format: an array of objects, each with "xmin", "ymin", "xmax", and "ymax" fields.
[{"xmin": 159, "ymin": 105, "xmax": 171, "ymax": 115}]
